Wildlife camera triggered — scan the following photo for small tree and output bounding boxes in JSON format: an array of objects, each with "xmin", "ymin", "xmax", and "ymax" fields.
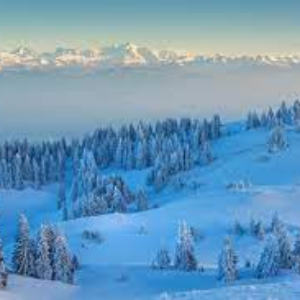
[
  {"xmin": 275, "ymin": 222, "xmax": 293, "ymax": 269},
  {"xmin": 256, "ymin": 236, "xmax": 280, "ymax": 278},
  {"xmin": 271, "ymin": 213, "xmax": 281, "ymax": 233},
  {"xmin": 218, "ymin": 237, "xmax": 238, "ymax": 282},
  {"xmin": 136, "ymin": 189, "xmax": 148, "ymax": 211},
  {"xmin": 174, "ymin": 221, "xmax": 198, "ymax": 271},
  {"xmin": 57, "ymin": 181, "xmax": 66, "ymax": 210},
  {"xmin": 152, "ymin": 248, "xmax": 171, "ymax": 270},
  {"xmin": 268, "ymin": 126, "xmax": 287, "ymax": 153},
  {"xmin": 35, "ymin": 226, "xmax": 53, "ymax": 280},
  {"xmin": 252, "ymin": 220, "xmax": 265, "ymax": 240},
  {"xmin": 53, "ymin": 235, "xmax": 74, "ymax": 284},
  {"xmin": 12, "ymin": 214, "xmax": 35, "ymax": 276},
  {"xmin": 0, "ymin": 238, "xmax": 8, "ymax": 288},
  {"xmin": 293, "ymin": 232, "xmax": 300, "ymax": 257},
  {"xmin": 233, "ymin": 220, "xmax": 246, "ymax": 236}
]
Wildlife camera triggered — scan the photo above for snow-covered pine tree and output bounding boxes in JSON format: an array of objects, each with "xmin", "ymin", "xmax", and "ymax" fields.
[
  {"xmin": 23, "ymin": 154, "xmax": 33, "ymax": 182},
  {"xmin": 14, "ymin": 153, "xmax": 23, "ymax": 190},
  {"xmin": 57, "ymin": 180, "xmax": 66, "ymax": 210},
  {"xmin": 71, "ymin": 255, "xmax": 80, "ymax": 272},
  {"xmin": 136, "ymin": 189, "xmax": 148, "ymax": 211},
  {"xmin": 274, "ymin": 222, "xmax": 293, "ymax": 269},
  {"xmin": 33, "ymin": 158, "xmax": 41, "ymax": 190},
  {"xmin": 293, "ymin": 232, "xmax": 300, "ymax": 257},
  {"xmin": 174, "ymin": 221, "xmax": 198, "ymax": 271},
  {"xmin": 271, "ymin": 212, "xmax": 281, "ymax": 233},
  {"xmin": 252, "ymin": 220, "xmax": 265, "ymax": 240},
  {"xmin": 43, "ymin": 225, "xmax": 58, "ymax": 273},
  {"xmin": 200, "ymin": 141, "xmax": 213, "ymax": 165},
  {"xmin": 256, "ymin": 236, "xmax": 280, "ymax": 278},
  {"xmin": 62, "ymin": 201, "xmax": 69, "ymax": 221},
  {"xmin": 268, "ymin": 126, "xmax": 287, "ymax": 153},
  {"xmin": 70, "ymin": 175, "xmax": 79, "ymax": 204},
  {"xmin": 152, "ymin": 248, "xmax": 171, "ymax": 270},
  {"xmin": 233, "ymin": 220, "xmax": 245, "ymax": 236},
  {"xmin": 218, "ymin": 237, "xmax": 238, "ymax": 282},
  {"xmin": 0, "ymin": 238, "xmax": 8, "ymax": 288},
  {"xmin": 293, "ymin": 255, "xmax": 300, "ymax": 275},
  {"xmin": 53, "ymin": 235, "xmax": 74, "ymax": 284},
  {"xmin": 111, "ymin": 186, "xmax": 127, "ymax": 213},
  {"xmin": 35, "ymin": 226, "xmax": 53, "ymax": 280},
  {"xmin": 12, "ymin": 214, "xmax": 35, "ymax": 276}
]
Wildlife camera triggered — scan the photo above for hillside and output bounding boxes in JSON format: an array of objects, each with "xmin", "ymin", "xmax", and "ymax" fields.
[{"xmin": 1, "ymin": 112, "xmax": 300, "ymax": 299}]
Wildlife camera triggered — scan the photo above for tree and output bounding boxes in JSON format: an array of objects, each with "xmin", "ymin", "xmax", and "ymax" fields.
[
  {"xmin": 152, "ymin": 248, "xmax": 171, "ymax": 270},
  {"xmin": 275, "ymin": 222, "xmax": 293, "ymax": 269},
  {"xmin": 233, "ymin": 220, "xmax": 246, "ymax": 236},
  {"xmin": 293, "ymin": 232, "xmax": 300, "ymax": 257},
  {"xmin": 57, "ymin": 181, "xmax": 66, "ymax": 210},
  {"xmin": 0, "ymin": 238, "xmax": 8, "ymax": 288},
  {"xmin": 136, "ymin": 189, "xmax": 148, "ymax": 211},
  {"xmin": 12, "ymin": 214, "xmax": 35, "ymax": 276},
  {"xmin": 33, "ymin": 158, "xmax": 41, "ymax": 190},
  {"xmin": 111, "ymin": 186, "xmax": 126, "ymax": 213},
  {"xmin": 53, "ymin": 235, "xmax": 74, "ymax": 284},
  {"xmin": 218, "ymin": 237, "xmax": 238, "ymax": 282},
  {"xmin": 200, "ymin": 141, "xmax": 213, "ymax": 165},
  {"xmin": 271, "ymin": 213, "xmax": 281, "ymax": 233},
  {"xmin": 256, "ymin": 236, "xmax": 280, "ymax": 278},
  {"xmin": 174, "ymin": 221, "xmax": 198, "ymax": 271},
  {"xmin": 70, "ymin": 175, "xmax": 79, "ymax": 204},
  {"xmin": 43, "ymin": 225, "xmax": 57, "ymax": 272},
  {"xmin": 14, "ymin": 153, "xmax": 23, "ymax": 190},
  {"xmin": 268, "ymin": 126, "xmax": 287, "ymax": 153},
  {"xmin": 250, "ymin": 219, "xmax": 265, "ymax": 240},
  {"xmin": 35, "ymin": 226, "xmax": 53, "ymax": 280}
]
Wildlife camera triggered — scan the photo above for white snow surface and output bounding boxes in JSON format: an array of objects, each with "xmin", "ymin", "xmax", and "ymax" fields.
[{"xmin": 2, "ymin": 125, "xmax": 300, "ymax": 299}]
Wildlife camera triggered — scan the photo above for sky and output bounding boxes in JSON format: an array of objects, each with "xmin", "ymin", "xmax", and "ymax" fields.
[{"xmin": 0, "ymin": 0, "xmax": 300, "ymax": 55}]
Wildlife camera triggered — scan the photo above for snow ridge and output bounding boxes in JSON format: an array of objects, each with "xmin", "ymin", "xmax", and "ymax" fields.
[{"xmin": 1, "ymin": 43, "xmax": 300, "ymax": 72}]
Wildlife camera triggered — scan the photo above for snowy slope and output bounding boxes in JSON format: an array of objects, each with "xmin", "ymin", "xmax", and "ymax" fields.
[
  {"xmin": 0, "ymin": 275, "xmax": 76, "ymax": 300},
  {"xmin": 2, "ymin": 124, "xmax": 300, "ymax": 299}
]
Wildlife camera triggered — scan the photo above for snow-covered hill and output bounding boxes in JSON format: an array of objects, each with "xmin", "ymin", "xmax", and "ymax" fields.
[
  {"xmin": 2, "ymin": 121, "xmax": 300, "ymax": 299},
  {"xmin": 1, "ymin": 43, "xmax": 300, "ymax": 72}
]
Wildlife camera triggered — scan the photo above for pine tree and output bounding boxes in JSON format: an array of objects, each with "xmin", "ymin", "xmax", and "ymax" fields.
[
  {"xmin": 233, "ymin": 220, "xmax": 245, "ymax": 236},
  {"xmin": 174, "ymin": 221, "xmax": 198, "ymax": 271},
  {"xmin": 271, "ymin": 213, "xmax": 281, "ymax": 233},
  {"xmin": 43, "ymin": 225, "xmax": 57, "ymax": 272},
  {"xmin": 152, "ymin": 248, "xmax": 171, "ymax": 270},
  {"xmin": 70, "ymin": 176, "xmax": 79, "ymax": 204},
  {"xmin": 35, "ymin": 226, "xmax": 53, "ymax": 280},
  {"xmin": 14, "ymin": 153, "xmax": 23, "ymax": 190},
  {"xmin": 111, "ymin": 186, "xmax": 126, "ymax": 213},
  {"xmin": 293, "ymin": 232, "xmax": 300, "ymax": 257},
  {"xmin": 268, "ymin": 126, "xmax": 287, "ymax": 153},
  {"xmin": 218, "ymin": 237, "xmax": 238, "ymax": 282},
  {"xmin": 256, "ymin": 236, "xmax": 280, "ymax": 278},
  {"xmin": 293, "ymin": 255, "xmax": 300, "ymax": 275},
  {"xmin": 62, "ymin": 201, "xmax": 69, "ymax": 221},
  {"xmin": 136, "ymin": 189, "xmax": 148, "ymax": 211},
  {"xmin": 0, "ymin": 238, "xmax": 8, "ymax": 288},
  {"xmin": 12, "ymin": 214, "xmax": 35, "ymax": 276},
  {"xmin": 251, "ymin": 220, "xmax": 265, "ymax": 240},
  {"xmin": 33, "ymin": 158, "xmax": 41, "ymax": 190},
  {"xmin": 200, "ymin": 141, "xmax": 213, "ymax": 165},
  {"xmin": 274, "ymin": 222, "xmax": 293, "ymax": 269},
  {"xmin": 53, "ymin": 235, "xmax": 74, "ymax": 284},
  {"xmin": 57, "ymin": 181, "xmax": 66, "ymax": 210}
]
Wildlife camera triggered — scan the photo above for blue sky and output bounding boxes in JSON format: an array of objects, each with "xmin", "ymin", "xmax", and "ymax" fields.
[{"xmin": 0, "ymin": 0, "xmax": 300, "ymax": 55}]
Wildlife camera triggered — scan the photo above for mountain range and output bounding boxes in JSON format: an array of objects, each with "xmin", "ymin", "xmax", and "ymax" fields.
[{"xmin": 0, "ymin": 43, "xmax": 300, "ymax": 72}]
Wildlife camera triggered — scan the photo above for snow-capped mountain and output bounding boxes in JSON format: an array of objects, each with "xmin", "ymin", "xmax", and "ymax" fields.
[{"xmin": 1, "ymin": 43, "xmax": 300, "ymax": 72}]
